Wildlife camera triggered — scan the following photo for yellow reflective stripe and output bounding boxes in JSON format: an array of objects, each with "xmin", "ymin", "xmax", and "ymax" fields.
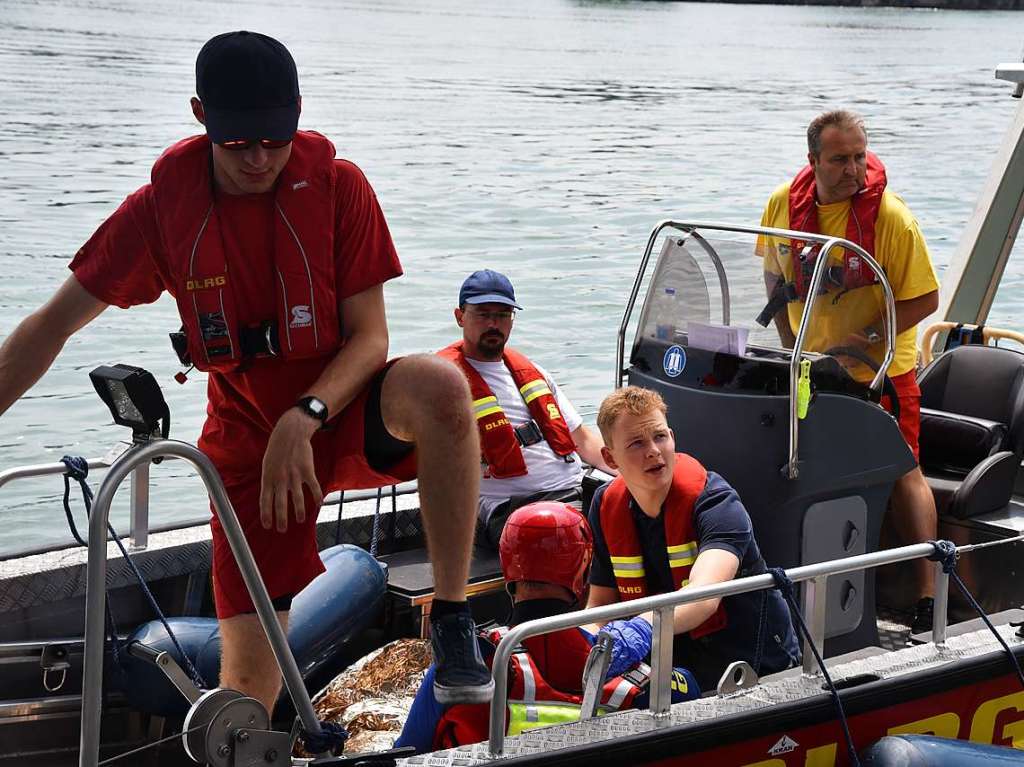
[
  {"xmin": 666, "ymin": 542, "xmax": 698, "ymax": 555},
  {"xmin": 611, "ymin": 553, "xmax": 645, "ymax": 579},
  {"xmin": 667, "ymin": 541, "xmax": 698, "ymax": 568},
  {"xmin": 519, "ymin": 378, "xmax": 553, "ymax": 404},
  {"xmin": 609, "ymin": 555, "xmax": 644, "ymax": 564},
  {"xmin": 518, "ymin": 379, "xmax": 547, "ymax": 396},
  {"xmin": 472, "ymin": 396, "xmax": 504, "ymax": 420},
  {"xmin": 522, "ymin": 387, "xmax": 553, "ymax": 404},
  {"xmin": 612, "ymin": 568, "xmax": 646, "ymax": 579},
  {"xmin": 507, "ymin": 702, "xmax": 582, "ymax": 735}
]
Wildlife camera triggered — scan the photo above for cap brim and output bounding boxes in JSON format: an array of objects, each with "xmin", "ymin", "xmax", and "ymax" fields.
[
  {"xmin": 463, "ymin": 293, "xmax": 523, "ymax": 310},
  {"xmin": 203, "ymin": 102, "xmax": 299, "ymax": 144}
]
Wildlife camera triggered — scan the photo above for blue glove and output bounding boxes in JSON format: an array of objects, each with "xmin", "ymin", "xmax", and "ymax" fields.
[{"xmin": 601, "ymin": 617, "xmax": 653, "ymax": 679}]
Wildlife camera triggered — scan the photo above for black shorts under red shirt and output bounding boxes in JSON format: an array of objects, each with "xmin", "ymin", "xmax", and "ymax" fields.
[{"xmin": 70, "ymin": 152, "xmax": 416, "ymax": 618}]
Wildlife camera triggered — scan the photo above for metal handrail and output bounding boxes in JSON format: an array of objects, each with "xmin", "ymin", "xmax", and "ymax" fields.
[
  {"xmin": 484, "ymin": 535, "xmax": 1024, "ymax": 756},
  {"xmin": 79, "ymin": 438, "xmax": 323, "ymax": 767},
  {"xmin": 787, "ymin": 237, "xmax": 896, "ymax": 478},
  {"xmin": 613, "ymin": 221, "xmax": 898, "ymax": 480},
  {"xmin": 0, "ymin": 451, "xmax": 418, "ymax": 556}
]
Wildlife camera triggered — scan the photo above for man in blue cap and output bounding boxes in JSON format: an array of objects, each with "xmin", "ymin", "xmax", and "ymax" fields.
[
  {"xmin": 438, "ymin": 269, "xmax": 615, "ymax": 547},
  {"xmin": 0, "ymin": 31, "xmax": 491, "ymax": 714}
]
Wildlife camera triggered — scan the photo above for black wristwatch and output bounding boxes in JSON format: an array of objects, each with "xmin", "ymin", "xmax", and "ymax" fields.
[{"xmin": 295, "ymin": 396, "xmax": 329, "ymax": 428}]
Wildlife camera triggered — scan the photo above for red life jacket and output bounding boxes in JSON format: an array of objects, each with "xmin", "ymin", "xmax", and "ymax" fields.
[
  {"xmin": 437, "ymin": 342, "xmax": 577, "ymax": 478},
  {"xmin": 433, "ymin": 626, "xmax": 649, "ymax": 750},
  {"xmin": 598, "ymin": 454, "xmax": 727, "ymax": 640},
  {"xmin": 787, "ymin": 151, "xmax": 887, "ymax": 301},
  {"xmin": 150, "ymin": 131, "xmax": 342, "ymax": 372}
]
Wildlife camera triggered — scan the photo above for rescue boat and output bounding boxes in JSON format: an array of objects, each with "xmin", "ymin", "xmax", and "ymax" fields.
[{"xmin": 3, "ymin": 61, "xmax": 1024, "ymax": 767}]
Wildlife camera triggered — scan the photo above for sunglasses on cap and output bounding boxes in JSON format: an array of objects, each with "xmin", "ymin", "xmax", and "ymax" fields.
[{"xmin": 218, "ymin": 138, "xmax": 293, "ymax": 151}]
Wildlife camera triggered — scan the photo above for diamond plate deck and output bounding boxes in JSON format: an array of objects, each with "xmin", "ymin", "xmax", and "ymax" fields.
[{"xmin": 401, "ymin": 625, "xmax": 1024, "ymax": 766}]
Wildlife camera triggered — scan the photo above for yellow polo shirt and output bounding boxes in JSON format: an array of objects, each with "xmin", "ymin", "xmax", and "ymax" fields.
[{"xmin": 757, "ymin": 183, "xmax": 939, "ymax": 380}]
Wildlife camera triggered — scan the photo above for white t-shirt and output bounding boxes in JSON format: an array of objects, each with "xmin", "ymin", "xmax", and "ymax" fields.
[{"xmin": 465, "ymin": 357, "xmax": 584, "ymax": 522}]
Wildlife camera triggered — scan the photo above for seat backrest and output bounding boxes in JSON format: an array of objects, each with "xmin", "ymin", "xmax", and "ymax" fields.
[{"xmin": 918, "ymin": 344, "xmax": 1024, "ymax": 457}]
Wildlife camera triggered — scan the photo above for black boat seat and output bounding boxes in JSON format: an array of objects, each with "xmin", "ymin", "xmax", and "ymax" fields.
[
  {"xmin": 119, "ymin": 544, "xmax": 386, "ymax": 717},
  {"xmin": 918, "ymin": 345, "xmax": 1024, "ymax": 519},
  {"xmin": 381, "ymin": 544, "xmax": 505, "ymax": 638}
]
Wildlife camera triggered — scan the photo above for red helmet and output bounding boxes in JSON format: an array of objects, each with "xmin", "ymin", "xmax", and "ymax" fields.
[{"xmin": 499, "ymin": 502, "xmax": 593, "ymax": 604}]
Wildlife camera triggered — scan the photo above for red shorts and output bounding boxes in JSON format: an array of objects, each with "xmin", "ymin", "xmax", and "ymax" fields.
[
  {"xmin": 879, "ymin": 369, "xmax": 922, "ymax": 464},
  {"xmin": 205, "ymin": 364, "xmax": 418, "ymax": 619}
]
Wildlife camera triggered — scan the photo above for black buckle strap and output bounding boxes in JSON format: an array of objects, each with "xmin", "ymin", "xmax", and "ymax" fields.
[
  {"xmin": 170, "ymin": 320, "xmax": 280, "ymax": 367},
  {"xmin": 239, "ymin": 320, "xmax": 280, "ymax": 358},
  {"xmin": 514, "ymin": 420, "xmax": 544, "ymax": 447}
]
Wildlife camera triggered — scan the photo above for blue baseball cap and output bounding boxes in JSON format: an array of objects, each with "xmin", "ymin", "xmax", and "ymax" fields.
[{"xmin": 459, "ymin": 269, "xmax": 523, "ymax": 310}]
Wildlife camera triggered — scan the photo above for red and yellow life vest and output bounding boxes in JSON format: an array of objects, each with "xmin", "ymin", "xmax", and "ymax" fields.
[
  {"xmin": 787, "ymin": 151, "xmax": 887, "ymax": 301},
  {"xmin": 598, "ymin": 454, "xmax": 726, "ymax": 640},
  {"xmin": 151, "ymin": 131, "xmax": 342, "ymax": 372},
  {"xmin": 437, "ymin": 342, "xmax": 577, "ymax": 478},
  {"xmin": 433, "ymin": 626, "xmax": 655, "ymax": 750}
]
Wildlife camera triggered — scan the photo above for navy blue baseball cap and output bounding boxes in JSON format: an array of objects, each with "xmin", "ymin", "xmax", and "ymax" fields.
[
  {"xmin": 196, "ymin": 31, "xmax": 300, "ymax": 144},
  {"xmin": 459, "ymin": 269, "xmax": 523, "ymax": 310}
]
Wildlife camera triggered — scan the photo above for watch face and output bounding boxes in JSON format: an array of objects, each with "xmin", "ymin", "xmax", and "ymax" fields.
[{"xmin": 299, "ymin": 397, "xmax": 327, "ymax": 421}]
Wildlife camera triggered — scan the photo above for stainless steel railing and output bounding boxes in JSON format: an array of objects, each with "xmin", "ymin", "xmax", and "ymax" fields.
[
  {"xmin": 78, "ymin": 438, "xmax": 323, "ymax": 767},
  {"xmin": 485, "ymin": 534, "xmax": 1024, "ymax": 756},
  {"xmin": 0, "ymin": 448, "xmax": 418, "ymax": 555},
  {"xmin": 614, "ymin": 221, "xmax": 898, "ymax": 480}
]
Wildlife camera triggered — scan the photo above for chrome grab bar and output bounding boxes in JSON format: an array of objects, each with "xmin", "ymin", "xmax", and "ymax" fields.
[
  {"xmin": 787, "ymin": 237, "xmax": 896, "ymax": 478},
  {"xmin": 79, "ymin": 438, "xmax": 323, "ymax": 767},
  {"xmin": 486, "ymin": 536, "xmax": 1006, "ymax": 756},
  {"xmin": 614, "ymin": 221, "xmax": 898, "ymax": 480}
]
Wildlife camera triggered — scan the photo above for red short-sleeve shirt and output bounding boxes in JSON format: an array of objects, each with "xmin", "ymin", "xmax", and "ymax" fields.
[{"xmin": 70, "ymin": 157, "xmax": 403, "ymax": 473}]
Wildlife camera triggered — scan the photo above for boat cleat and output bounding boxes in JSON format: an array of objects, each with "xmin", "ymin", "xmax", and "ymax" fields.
[{"xmin": 716, "ymin": 661, "xmax": 759, "ymax": 696}]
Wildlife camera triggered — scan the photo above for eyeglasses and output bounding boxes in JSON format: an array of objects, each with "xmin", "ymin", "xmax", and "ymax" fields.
[
  {"xmin": 218, "ymin": 138, "xmax": 293, "ymax": 151},
  {"xmin": 465, "ymin": 308, "xmax": 515, "ymax": 322}
]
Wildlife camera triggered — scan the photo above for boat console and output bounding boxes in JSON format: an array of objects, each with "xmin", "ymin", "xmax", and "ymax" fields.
[{"xmin": 618, "ymin": 222, "xmax": 916, "ymax": 654}]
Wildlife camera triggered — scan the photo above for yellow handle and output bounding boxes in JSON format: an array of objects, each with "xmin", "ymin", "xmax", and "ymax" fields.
[{"xmin": 797, "ymin": 359, "xmax": 811, "ymax": 420}]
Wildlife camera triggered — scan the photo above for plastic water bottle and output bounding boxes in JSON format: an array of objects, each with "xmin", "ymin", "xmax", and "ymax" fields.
[{"xmin": 655, "ymin": 287, "xmax": 679, "ymax": 341}]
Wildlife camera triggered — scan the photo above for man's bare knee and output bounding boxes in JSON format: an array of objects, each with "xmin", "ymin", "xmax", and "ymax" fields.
[{"xmin": 384, "ymin": 355, "xmax": 472, "ymax": 439}]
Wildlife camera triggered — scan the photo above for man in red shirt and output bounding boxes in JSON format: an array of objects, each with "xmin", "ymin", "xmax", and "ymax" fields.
[{"xmin": 0, "ymin": 31, "xmax": 491, "ymax": 713}]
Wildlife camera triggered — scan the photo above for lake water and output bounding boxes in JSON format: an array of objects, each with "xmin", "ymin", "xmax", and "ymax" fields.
[{"xmin": 2, "ymin": 0, "xmax": 1022, "ymax": 556}]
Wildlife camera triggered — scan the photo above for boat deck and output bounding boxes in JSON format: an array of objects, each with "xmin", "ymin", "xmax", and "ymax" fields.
[{"xmin": 402, "ymin": 619, "xmax": 1024, "ymax": 765}]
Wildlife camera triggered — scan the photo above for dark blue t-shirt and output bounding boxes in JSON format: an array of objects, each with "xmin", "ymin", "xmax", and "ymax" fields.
[{"xmin": 588, "ymin": 470, "xmax": 800, "ymax": 691}]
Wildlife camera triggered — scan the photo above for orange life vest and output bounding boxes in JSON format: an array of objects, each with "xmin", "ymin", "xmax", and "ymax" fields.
[
  {"xmin": 151, "ymin": 131, "xmax": 342, "ymax": 372},
  {"xmin": 598, "ymin": 454, "xmax": 727, "ymax": 640},
  {"xmin": 787, "ymin": 151, "xmax": 887, "ymax": 301},
  {"xmin": 433, "ymin": 626, "xmax": 648, "ymax": 750},
  {"xmin": 437, "ymin": 342, "xmax": 577, "ymax": 478}
]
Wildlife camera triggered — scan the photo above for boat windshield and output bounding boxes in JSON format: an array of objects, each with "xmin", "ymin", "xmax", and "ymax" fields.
[{"xmin": 632, "ymin": 225, "xmax": 894, "ymax": 385}]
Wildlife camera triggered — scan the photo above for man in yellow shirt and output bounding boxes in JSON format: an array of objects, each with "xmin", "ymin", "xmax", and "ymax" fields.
[{"xmin": 757, "ymin": 110, "xmax": 940, "ymax": 633}]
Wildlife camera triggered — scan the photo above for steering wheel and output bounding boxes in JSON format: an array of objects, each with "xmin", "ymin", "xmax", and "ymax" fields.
[{"xmin": 821, "ymin": 345, "xmax": 900, "ymax": 422}]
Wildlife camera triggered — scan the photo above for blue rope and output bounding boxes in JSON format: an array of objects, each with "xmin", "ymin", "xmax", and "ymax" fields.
[
  {"xmin": 60, "ymin": 456, "xmax": 208, "ymax": 691},
  {"xmin": 927, "ymin": 540, "xmax": 1024, "ymax": 690},
  {"xmin": 301, "ymin": 720, "xmax": 349, "ymax": 755},
  {"xmin": 769, "ymin": 566, "xmax": 860, "ymax": 767}
]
